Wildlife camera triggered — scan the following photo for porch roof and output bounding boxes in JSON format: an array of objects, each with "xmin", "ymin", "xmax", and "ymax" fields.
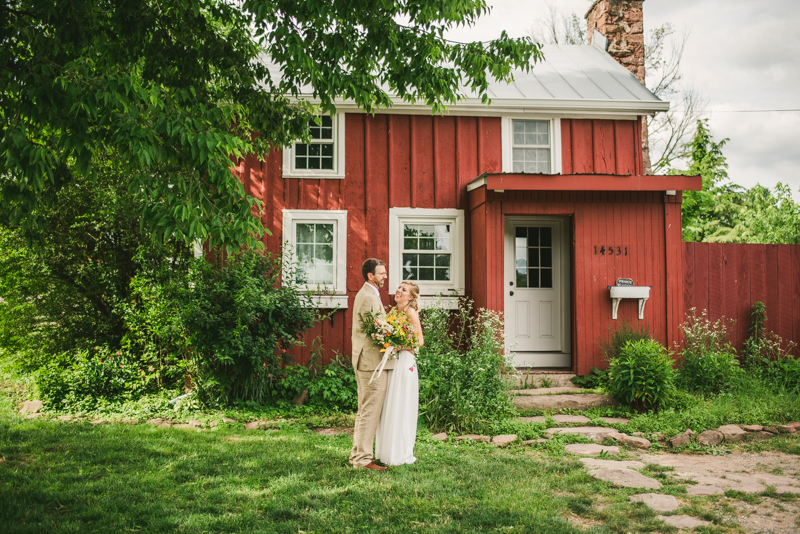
[{"xmin": 465, "ymin": 173, "xmax": 702, "ymax": 193}]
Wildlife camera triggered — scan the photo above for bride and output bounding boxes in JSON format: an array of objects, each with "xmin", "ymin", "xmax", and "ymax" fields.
[{"xmin": 375, "ymin": 281, "xmax": 423, "ymax": 466}]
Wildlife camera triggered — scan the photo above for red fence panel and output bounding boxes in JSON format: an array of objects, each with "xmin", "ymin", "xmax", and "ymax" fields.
[{"xmin": 683, "ymin": 243, "xmax": 800, "ymax": 356}]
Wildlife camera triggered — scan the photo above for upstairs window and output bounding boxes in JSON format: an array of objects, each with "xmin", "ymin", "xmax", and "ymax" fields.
[
  {"xmin": 512, "ymin": 120, "xmax": 550, "ymax": 173},
  {"xmin": 501, "ymin": 118, "xmax": 561, "ymax": 174},
  {"xmin": 282, "ymin": 114, "xmax": 346, "ymax": 179}
]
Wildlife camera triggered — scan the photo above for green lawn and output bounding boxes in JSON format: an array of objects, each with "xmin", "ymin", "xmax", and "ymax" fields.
[{"xmin": 4, "ymin": 381, "xmax": 799, "ymax": 533}]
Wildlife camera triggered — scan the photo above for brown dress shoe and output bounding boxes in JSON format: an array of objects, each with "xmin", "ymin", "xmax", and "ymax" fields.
[{"xmin": 363, "ymin": 462, "xmax": 387, "ymax": 471}]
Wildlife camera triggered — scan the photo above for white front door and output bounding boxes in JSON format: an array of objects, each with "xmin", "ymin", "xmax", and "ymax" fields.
[{"xmin": 504, "ymin": 217, "xmax": 571, "ymax": 368}]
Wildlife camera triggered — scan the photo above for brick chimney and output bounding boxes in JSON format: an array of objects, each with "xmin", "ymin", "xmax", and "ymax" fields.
[{"xmin": 585, "ymin": 0, "xmax": 651, "ymax": 173}]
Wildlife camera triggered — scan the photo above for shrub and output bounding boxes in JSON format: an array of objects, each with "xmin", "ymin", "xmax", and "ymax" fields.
[
  {"xmin": 600, "ymin": 319, "xmax": 651, "ymax": 361},
  {"xmin": 607, "ymin": 339, "xmax": 675, "ymax": 411},
  {"xmin": 177, "ymin": 251, "xmax": 320, "ymax": 406},
  {"xmin": 677, "ymin": 309, "xmax": 741, "ymax": 394},
  {"xmin": 417, "ymin": 298, "xmax": 515, "ymax": 434},
  {"xmin": 34, "ymin": 346, "xmax": 146, "ymax": 408}
]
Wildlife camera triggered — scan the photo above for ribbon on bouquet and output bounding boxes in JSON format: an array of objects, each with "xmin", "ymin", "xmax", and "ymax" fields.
[{"xmin": 368, "ymin": 346, "xmax": 395, "ymax": 385}]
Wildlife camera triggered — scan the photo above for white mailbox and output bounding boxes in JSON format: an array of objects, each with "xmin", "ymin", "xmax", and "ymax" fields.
[{"xmin": 608, "ymin": 285, "xmax": 650, "ymax": 320}]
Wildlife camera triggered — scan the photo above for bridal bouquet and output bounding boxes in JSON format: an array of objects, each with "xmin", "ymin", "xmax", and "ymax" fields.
[{"xmin": 364, "ymin": 308, "xmax": 419, "ymax": 356}]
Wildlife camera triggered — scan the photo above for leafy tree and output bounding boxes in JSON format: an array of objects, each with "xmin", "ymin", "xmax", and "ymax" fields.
[
  {"xmin": 1, "ymin": 0, "xmax": 542, "ymax": 249},
  {"xmin": 738, "ymin": 184, "xmax": 800, "ymax": 244},
  {"xmin": 675, "ymin": 120, "xmax": 744, "ymax": 242}
]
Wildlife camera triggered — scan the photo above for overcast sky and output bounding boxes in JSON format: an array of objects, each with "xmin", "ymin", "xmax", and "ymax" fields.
[{"xmin": 446, "ymin": 0, "xmax": 800, "ymax": 198}]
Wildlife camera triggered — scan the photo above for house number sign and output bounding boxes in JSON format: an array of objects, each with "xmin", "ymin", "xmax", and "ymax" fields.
[{"xmin": 593, "ymin": 245, "xmax": 628, "ymax": 256}]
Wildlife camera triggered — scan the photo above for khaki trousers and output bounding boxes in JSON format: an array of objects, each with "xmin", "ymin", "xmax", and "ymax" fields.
[{"xmin": 349, "ymin": 368, "xmax": 388, "ymax": 467}]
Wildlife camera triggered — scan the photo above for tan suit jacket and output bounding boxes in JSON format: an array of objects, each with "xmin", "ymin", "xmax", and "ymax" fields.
[{"xmin": 351, "ymin": 283, "xmax": 394, "ymax": 371}]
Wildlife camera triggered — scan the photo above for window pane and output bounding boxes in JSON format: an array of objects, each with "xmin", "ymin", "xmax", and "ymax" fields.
[
  {"xmin": 404, "ymin": 224, "xmax": 418, "ymax": 237},
  {"xmin": 528, "ymin": 227, "xmax": 538, "ymax": 246},
  {"xmin": 516, "ymin": 269, "xmax": 528, "ymax": 288},
  {"xmin": 296, "ymin": 223, "xmax": 315, "ymax": 244},
  {"xmin": 435, "ymin": 268, "xmax": 450, "ymax": 281},
  {"xmin": 315, "ymin": 223, "xmax": 334, "ymax": 244},
  {"xmin": 528, "ymin": 247, "xmax": 539, "ymax": 268},
  {"xmin": 541, "ymin": 268, "xmax": 553, "ymax": 289},
  {"xmin": 435, "ymin": 254, "xmax": 450, "ymax": 268},
  {"xmin": 529, "ymin": 268, "xmax": 540, "ymax": 288},
  {"xmin": 540, "ymin": 227, "xmax": 552, "ymax": 247},
  {"xmin": 434, "ymin": 224, "xmax": 450, "ymax": 250},
  {"xmin": 296, "ymin": 244, "xmax": 314, "ymax": 266},
  {"xmin": 419, "ymin": 253, "xmax": 434, "ymax": 267},
  {"xmin": 315, "ymin": 244, "xmax": 333, "ymax": 263},
  {"xmin": 419, "ymin": 237, "xmax": 435, "ymax": 250},
  {"xmin": 418, "ymin": 267, "xmax": 434, "ymax": 280},
  {"xmin": 403, "ymin": 237, "xmax": 417, "ymax": 250},
  {"xmin": 540, "ymin": 247, "xmax": 552, "ymax": 268}
]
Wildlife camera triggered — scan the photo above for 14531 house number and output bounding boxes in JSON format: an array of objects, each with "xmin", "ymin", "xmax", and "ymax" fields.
[{"xmin": 594, "ymin": 245, "xmax": 628, "ymax": 256}]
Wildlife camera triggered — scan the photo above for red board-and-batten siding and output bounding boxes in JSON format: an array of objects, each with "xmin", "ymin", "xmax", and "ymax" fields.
[
  {"xmin": 234, "ymin": 115, "xmax": 668, "ymax": 370},
  {"xmin": 683, "ymin": 243, "xmax": 800, "ymax": 357}
]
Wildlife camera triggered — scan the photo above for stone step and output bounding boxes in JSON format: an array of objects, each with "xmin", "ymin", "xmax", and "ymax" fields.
[
  {"xmin": 511, "ymin": 373, "xmax": 576, "ymax": 388},
  {"xmin": 513, "ymin": 386, "xmax": 584, "ymax": 396},
  {"xmin": 516, "ymin": 415, "xmax": 630, "ymax": 425},
  {"xmin": 513, "ymin": 393, "xmax": 618, "ymax": 411}
]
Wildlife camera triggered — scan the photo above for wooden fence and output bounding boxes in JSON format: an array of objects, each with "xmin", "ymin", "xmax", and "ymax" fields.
[{"xmin": 683, "ymin": 242, "xmax": 800, "ymax": 355}]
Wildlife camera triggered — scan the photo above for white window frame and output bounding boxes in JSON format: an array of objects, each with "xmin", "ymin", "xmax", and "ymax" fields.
[
  {"xmin": 282, "ymin": 113, "xmax": 346, "ymax": 179},
  {"xmin": 501, "ymin": 117, "xmax": 562, "ymax": 174},
  {"xmin": 389, "ymin": 208, "xmax": 465, "ymax": 309},
  {"xmin": 282, "ymin": 209, "xmax": 348, "ymax": 308}
]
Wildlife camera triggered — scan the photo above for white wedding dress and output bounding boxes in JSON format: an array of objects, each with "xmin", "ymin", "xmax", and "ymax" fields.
[{"xmin": 375, "ymin": 349, "xmax": 419, "ymax": 466}]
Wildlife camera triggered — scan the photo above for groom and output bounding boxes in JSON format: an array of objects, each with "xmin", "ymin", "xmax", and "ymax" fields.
[{"xmin": 349, "ymin": 258, "xmax": 393, "ymax": 470}]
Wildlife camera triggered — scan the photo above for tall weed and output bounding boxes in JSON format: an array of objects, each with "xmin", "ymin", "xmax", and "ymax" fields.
[
  {"xmin": 677, "ymin": 308, "xmax": 741, "ymax": 394},
  {"xmin": 417, "ymin": 298, "xmax": 515, "ymax": 434},
  {"xmin": 607, "ymin": 339, "xmax": 675, "ymax": 411}
]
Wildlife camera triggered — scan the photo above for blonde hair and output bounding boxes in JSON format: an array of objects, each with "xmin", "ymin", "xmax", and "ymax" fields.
[{"xmin": 400, "ymin": 281, "xmax": 421, "ymax": 311}]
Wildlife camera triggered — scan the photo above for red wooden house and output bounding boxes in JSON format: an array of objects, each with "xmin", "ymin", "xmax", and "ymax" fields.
[{"xmin": 234, "ymin": 2, "xmax": 702, "ymax": 375}]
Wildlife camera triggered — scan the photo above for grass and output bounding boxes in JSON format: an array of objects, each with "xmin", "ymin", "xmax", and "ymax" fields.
[{"xmin": 3, "ymin": 362, "xmax": 800, "ymax": 533}]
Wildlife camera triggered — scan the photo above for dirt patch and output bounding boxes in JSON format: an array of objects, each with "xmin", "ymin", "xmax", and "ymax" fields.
[{"xmin": 636, "ymin": 450, "xmax": 800, "ymax": 533}]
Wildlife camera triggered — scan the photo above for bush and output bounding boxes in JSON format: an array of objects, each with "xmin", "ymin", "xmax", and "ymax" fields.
[
  {"xmin": 172, "ymin": 250, "xmax": 320, "ymax": 406},
  {"xmin": 34, "ymin": 346, "xmax": 146, "ymax": 408},
  {"xmin": 607, "ymin": 339, "xmax": 675, "ymax": 411},
  {"xmin": 677, "ymin": 309, "xmax": 741, "ymax": 394},
  {"xmin": 677, "ymin": 350, "xmax": 741, "ymax": 395},
  {"xmin": 417, "ymin": 298, "xmax": 515, "ymax": 434}
]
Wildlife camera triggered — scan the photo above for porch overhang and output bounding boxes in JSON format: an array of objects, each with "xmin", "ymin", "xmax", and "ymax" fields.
[{"xmin": 466, "ymin": 173, "xmax": 702, "ymax": 193}]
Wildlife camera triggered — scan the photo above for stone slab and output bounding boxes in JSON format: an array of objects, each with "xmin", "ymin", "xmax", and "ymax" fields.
[
  {"xmin": 579, "ymin": 458, "xmax": 646, "ymax": 470},
  {"xmin": 612, "ymin": 433, "xmax": 651, "ymax": 449},
  {"xmin": 669, "ymin": 432, "xmax": 691, "ymax": 448},
  {"xmin": 697, "ymin": 430, "xmax": 723, "ymax": 446},
  {"xmin": 776, "ymin": 425, "xmax": 797, "ymax": 434},
  {"xmin": 514, "ymin": 386, "xmax": 583, "ymax": 396},
  {"xmin": 222, "ymin": 417, "xmax": 237, "ymax": 423},
  {"xmin": 516, "ymin": 416, "xmax": 546, "ymax": 424},
  {"xmin": 597, "ymin": 417, "xmax": 630, "ymax": 424},
  {"xmin": 551, "ymin": 414, "xmax": 591, "ymax": 423},
  {"xmin": 565, "ymin": 444, "xmax": 619, "ymax": 456},
  {"xmin": 188, "ymin": 420, "xmax": 203, "ymax": 428},
  {"xmin": 718, "ymin": 424, "xmax": 746, "ymax": 441},
  {"xmin": 742, "ymin": 425, "xmax": 763, "ymax": 432},
  {"xmin": 431, "ymin": 433, "xmax": 447, "ymax": 442},
  {"xmin": 588, "ymin": 468, "xmax": 662, "ymax": 490},
  {"xmin": 513, "ymin": 394, "xmax": 618, "ymax": 411},
  {"xmin": 19, "ymin": 400, "xmax": 43, "ymax": 414},
  {"xmin": 747, "ymin": 431, "xmax": 774, "ymax": 441},
  {"xmin": 657, "ymin": 515, "xmax": 709, "ymax": 529},
  {"xmin": 492, "ymin": 434, "xmax": 517, "ymax": 447},
  {"xmin": 630, "ymin": 493, "xmax": 680, "ymax": 512},
  {"xmin": 545, "ymin": 426, "xmax": 620, "ymax": 442}
]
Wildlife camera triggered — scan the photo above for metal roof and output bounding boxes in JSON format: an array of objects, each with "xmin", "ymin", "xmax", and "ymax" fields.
[{"xmin": 266, "ymin": 43, "xmax": 668, "ymax": 116}]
